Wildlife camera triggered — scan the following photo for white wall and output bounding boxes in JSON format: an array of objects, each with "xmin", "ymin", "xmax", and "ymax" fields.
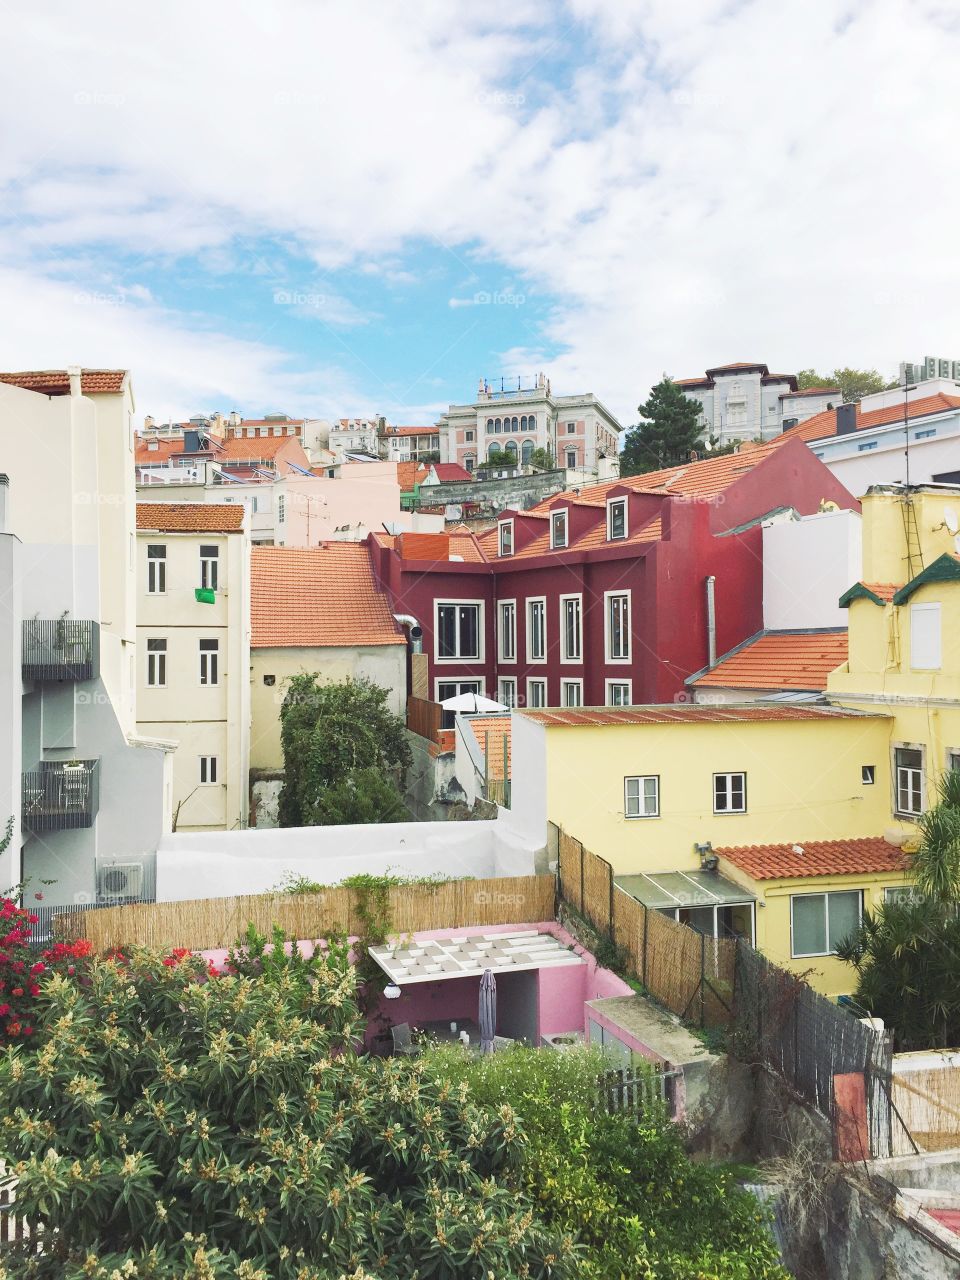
[
  {"xmin": 812, "ymin": 426, "xmax": 960, "ymax": 497},
  {"xmin": 500, "ymin": 714, "xmax": 548, "ymax": 847},
  {"xmin": 155, "ymin": 816, "xmax": 539, "ymax": 900},
  {"xmin": 762, "ymin": 509, "xmax": 862, "ymax": 630}
]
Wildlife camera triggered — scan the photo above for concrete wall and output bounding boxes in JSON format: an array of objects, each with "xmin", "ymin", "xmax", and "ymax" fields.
[
  {"xmin": 762, "ymin": 509, "xmax": 862, "ymax": 630},
  {"xmin": 0, "ymin": 523, "xmax": 21, "ymax": 891},
  {"xmin": 422, "ymin": 469, "xmax": 569, "ymax": 514}
]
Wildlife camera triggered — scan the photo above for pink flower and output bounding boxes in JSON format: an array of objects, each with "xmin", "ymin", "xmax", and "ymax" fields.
[{"xmin": 11, "ymin": 988, "xmax": 23, "ymax": 998}]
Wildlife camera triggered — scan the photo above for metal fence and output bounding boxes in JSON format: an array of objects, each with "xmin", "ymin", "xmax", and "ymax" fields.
[
  {"xmin": 21, "ymin": 618, "xmax": 99, "ymax": 682},
  {"xmin": 21, "ymin": 760, "xmax": 100, "ymax": 832}
]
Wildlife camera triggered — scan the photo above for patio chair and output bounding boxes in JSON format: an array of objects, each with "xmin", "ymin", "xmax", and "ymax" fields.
[{"xmin": 391, "ymin": 1023, "xmax": 419, "ymax": 1057}]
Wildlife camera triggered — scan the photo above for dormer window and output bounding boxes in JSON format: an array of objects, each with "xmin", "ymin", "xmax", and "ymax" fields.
[
  {"xmin": 551, "ymin": 509, "xmax": 568, "ymax": 550},
  {"xmin": 607, "ymin": 497, "xmax": 627, "ymax": 541},
  {"xmin": 499, "ymin": 520, "xmax": 514, "ymax": 557}
]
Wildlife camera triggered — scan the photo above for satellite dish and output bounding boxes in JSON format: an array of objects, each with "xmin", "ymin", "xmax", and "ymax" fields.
[{"xmin": 945, "ymin": 507, "xmax": 959, "ymax": 535}]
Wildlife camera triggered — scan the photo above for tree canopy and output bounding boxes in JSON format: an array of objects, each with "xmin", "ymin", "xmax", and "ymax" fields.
[
  {"xmin": 620, "ymin": 378, "xmax": 704, "ymax": 477},
  {"xmin": 278, "ymin": 675, "xmax": 411, "ymax": 827},
  {"xmin": 796, "ymin": 367, "xmax": 898, "ymax": 403}
]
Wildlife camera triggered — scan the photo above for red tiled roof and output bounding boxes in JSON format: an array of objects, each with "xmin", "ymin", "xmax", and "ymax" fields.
[
  {"xmin": 251, "ymin": 544, "xmax": 405, "ymax": 648},
  {"xmin": 789, "ymin": 392, "xmax": 960, "ymax": 444},
  {"xmin": 0, "ymin": 369, "xmax": 127, "ymax": 396},
  {"xmin": 383, "ymin": 425, "xmax": 436, "ymax": 437},
  {"xmin": 396, "ymin": 461, "xmax": 420, "ymax": 491},
  {"xmin": 781, "ymin": 386, "xmax": 841, "ymax": 399},
  {"xmin": 135, "ymin": 438, "xmax": 183, "ymax": 464},
  {"xmin": 386, "ymin": 529, "xmax": 487, "ymax": 563},
  {"xmin": 466, "ymin": 715, "xmax": 512, "ymax": 781},
  {"xmin": 429, "ymin": 463, "xmax": 472, "ymax": 482},
  {"xmin": 863, "ymin": 582, "xmax": 899, "ymax": 602},
  {"xmin": 689, "ymin": 630, "xmax": 848, "ymax": 691},
  {"xmin": 718, "ymin": 836, "xmax": 908, "ymax": 881},
  {"xmin": 136, "ymin": 503, "xmax": 245, "ymax": 533},
  {"xmin": 520, "ymin": 705, "xmax": 875, "ymax": 727}
]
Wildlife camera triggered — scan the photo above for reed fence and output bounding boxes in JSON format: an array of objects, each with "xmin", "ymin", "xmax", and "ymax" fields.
[{"xmin": 54, "ymin": 875, "xmax": 556, "ymax": 952}]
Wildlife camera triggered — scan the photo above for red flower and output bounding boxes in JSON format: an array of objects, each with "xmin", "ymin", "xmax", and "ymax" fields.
[
  {"xmin": 67, "ymin": 965, "xmax": 75, "ymax": 976},
  {"xmin": 11, "ymin": 988, "xmax": 23, "ymax": 998},
  {"xmin": 30, "ymin": 962, "xmax": 45, "ymax": 975},
  {"xmin": 28, "ymin": 985, "xmax": 39, "ymax": 997}
]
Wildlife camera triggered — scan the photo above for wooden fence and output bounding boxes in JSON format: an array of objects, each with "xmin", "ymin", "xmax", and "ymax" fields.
[
  {"xmin": 55, "ymin": 875, "xmax": 556, "ymax": 952},
  {"xmin": 407, "ymin": 696, "xmax": 444, "ymax": 743},
  {"xmin": 556, "ymin": 825, "xmax": 736, "ymax": 1029},
  {"xmin": 0, "ymin": 1176, "xmax": 38, "ymax": 1252},
  {"xmin": 600, "ymin": 1063, "xmax": 679, "ymax": 1119}
]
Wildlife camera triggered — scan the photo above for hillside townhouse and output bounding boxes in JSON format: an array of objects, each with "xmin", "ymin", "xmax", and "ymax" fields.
[
  {"xmin": 141, "ymin": 411, "xmax": 329, "ymax": 461},
  {"xmin": 0, "ymin": 369, "xmax": 173, "ymax": 906},
  {"xmin": 379, "ymin": 425, "xmax": 441, "ymax": 462},
  {"xmin": 135, "ymin": 504, "xmax": 251, "ymax": 832},
  {"xmin": 676, "ymin": 361, "xmax": 839, "ymax": 444},
  {"xmin": 370, "ymin": 435, "xmax": 858, "ymax": 715}
]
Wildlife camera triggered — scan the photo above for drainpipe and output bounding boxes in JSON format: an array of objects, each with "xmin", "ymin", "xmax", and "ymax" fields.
[
  {"xmin": 705, "ymin": 576, "xmax": 717, "ymax": 667},
  {"xmin": 393, "ymin": 614, "xmax": 423, "ymax": 653}
]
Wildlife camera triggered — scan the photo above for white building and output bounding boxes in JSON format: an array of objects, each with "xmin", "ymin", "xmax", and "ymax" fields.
[
  {"xmin": 437, "ymin": 375, "xmax": 621, "ymax": 478},
  {"xmin": 0, "ymin": 369, "xmax": 173, "ymax": 908},
  {"xmin": 135, "ymin": 504, "xmax": 251, "ymax": 832},
  {"xmin": 676, "ymin": 362, "xmax": 839, "ymax": 445}
]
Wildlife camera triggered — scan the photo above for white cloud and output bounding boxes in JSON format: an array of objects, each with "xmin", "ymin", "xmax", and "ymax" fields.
[{"xmin": 1, "ymin": 0, "xmax": 959, "ymax": 423}]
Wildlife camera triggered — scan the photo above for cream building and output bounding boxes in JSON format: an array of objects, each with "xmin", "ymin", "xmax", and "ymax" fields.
[
  {"xmin": 136, "ymin": 503, "xmax": 251, "ymax": 832},
  {"xmin": 0, "ymin": 368, "xmax": 173, "ymax": 908}
]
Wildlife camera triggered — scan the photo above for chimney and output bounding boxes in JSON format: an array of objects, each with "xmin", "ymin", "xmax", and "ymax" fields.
[
  {"xmin": 229, "ymin": 410, "xmax": 241, "ymax": 427},
  {"xmin": 67, "ymin": 365, "xmax": 82, "ymax": 397},
  {"xmin": 0, "ymin": 474, "xmax": 8, "ymax": 534},
  {"xmin": 781, "ymin": 417, "xmax": 799, "ymax": 433},
  {"xmin": 836, "ymin": 403, "xmax": 858, "ymax": 435},
  {"xmin": 183, "ymin": 429, "xmax": 201, "ymax": 453},
  {"xmin": 144, "ymin": 414, "xmax": 156, "ymax": 430}
]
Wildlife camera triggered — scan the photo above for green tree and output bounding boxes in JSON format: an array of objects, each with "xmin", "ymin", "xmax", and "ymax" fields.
[
  {"xmin": 836, "ymin": 771, "xmax": 960, "ymax": 1049},
  {"xmin": 0, "ymin": 948, "xmax": 574, "ymax": 1278},
  {"xmin": 621, "ymin": 378, "xmax": 704, "ymax": 476},
  {"xmin": 528, "ymin": 446, "xmax": 554, "ymax": 470},
  {"xmin": 796, "ymin": 367, "xmax": 898, "ymax": 403},
  {"xmin": 278, "ymin": 675, "xmax": 411, "ymax": 828}
]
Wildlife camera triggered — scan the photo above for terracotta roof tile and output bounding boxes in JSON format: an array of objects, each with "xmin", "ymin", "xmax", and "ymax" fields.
[
  {"xmin": 787, "ymin": 392, "xmax": 960, "ymax": 444},
  {"xmin": 251, "ymin": 544, "xmax": 405, "ymax": 648},
  {"xmin": 466, "ymin": 715, "xmax": 512, "ymax": 781},
  {"xmin": 520, "ymin": 705, "xmax": 877, "ymax": 727},
  {"xmin": 396, "ymin": 461, "xmax": 420, "ymax": 491},
  {"xmin": 689, "ymin": 630, "xmax": 848, "ymax": 691},
  {"xmin": 429, "ymin": 463, "xmax": 472, "ymax": 482},
  {"xmin": 0, "ymin": 369, "xmax": 127, "ymax": 395},
  {"xmin": 135, "ymin": 438, "xmax": 184, "ymax": 464},
  {"xmin": 718, "ymin": 836, "xmax": 908, "ymax": 881},
  {"xmin": 383, "ymin": 425, "xmax": 435, "ymax": 436},
  {"xmin": 136, "ymin": 503, "xmax": 245, "ymax": 532}
]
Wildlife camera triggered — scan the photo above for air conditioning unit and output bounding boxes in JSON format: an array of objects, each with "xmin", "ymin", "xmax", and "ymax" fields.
[{"xmin": 97, "ymin": 862, "xmax": 144, "ymax": 902}]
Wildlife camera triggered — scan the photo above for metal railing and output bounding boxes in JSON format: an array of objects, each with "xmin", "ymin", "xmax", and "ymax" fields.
[
  {"xmin": 21, "ymin": 760, "xmax": 100, "ymax": 832},
  {"xmin": 21, "ymin": 619, "xmax": 99, "ymax": 681}
]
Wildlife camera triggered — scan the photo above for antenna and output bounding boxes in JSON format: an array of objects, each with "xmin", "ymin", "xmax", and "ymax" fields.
[{"xmin": 903, "ymin": 380, "xmax": 914, "ymax": 490}]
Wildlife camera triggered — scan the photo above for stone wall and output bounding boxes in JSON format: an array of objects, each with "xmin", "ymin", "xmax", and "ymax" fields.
[{"xmin": 423, "ymin": 469, "xmax": 568, "ymax": 514}]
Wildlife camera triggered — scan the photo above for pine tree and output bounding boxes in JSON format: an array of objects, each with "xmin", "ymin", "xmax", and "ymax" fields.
[{"xmin": 620, "ymin": 378, "xmax": 704, "ymax": 476}]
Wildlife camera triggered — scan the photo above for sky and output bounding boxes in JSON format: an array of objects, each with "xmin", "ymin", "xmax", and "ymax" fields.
[{"xmin": 2, "ymin": 0, "xmax": 958, "ymax": 428}]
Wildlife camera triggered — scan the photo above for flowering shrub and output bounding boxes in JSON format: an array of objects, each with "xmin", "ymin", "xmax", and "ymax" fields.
[{"xmin": 0, "ymin": 897, "xmax": 96, "ymax": 1041}]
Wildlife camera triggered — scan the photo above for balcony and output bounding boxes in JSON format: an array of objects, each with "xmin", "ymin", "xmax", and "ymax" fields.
[
  {"xmin": 22, "ymin": 619, "xmax": 100, "ymax": 682},
  {"xmin": 22, "ymin": 760, "xmax": 100, "ymax": 832}
]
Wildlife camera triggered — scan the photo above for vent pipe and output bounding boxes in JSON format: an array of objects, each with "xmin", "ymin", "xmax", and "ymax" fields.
[
  {"xmin": 394, "ymin": 614, "xmax": 423, "ymax": 654},
  {"xmin": 705, "ymin": 576, "xmax": 717, "ymax": 667}
]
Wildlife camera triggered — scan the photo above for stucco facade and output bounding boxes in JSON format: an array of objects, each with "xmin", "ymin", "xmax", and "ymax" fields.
[{"xmin": 676, "ymin": 362, "xmax": 838, "ymax": 445}]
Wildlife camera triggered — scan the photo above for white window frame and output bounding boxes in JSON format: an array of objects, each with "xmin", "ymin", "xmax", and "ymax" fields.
[
  {"xmin": 526, "ymin": 677, "xmax": 547, "ymax": 709},
  {"xmin": 550, "ymin": 508, "xmax": 569, "ymax": 550},
  {"xmin": 434, "ymin": 600, "xmax": 484, "ymax": 663},
  {"xmin": 605, "ymin": 679, "xmax": 632, "ymax": 706},
  {"xmin": 498, "ymin": 599, "xmax": 517, "ymax": 663},
  {"xmin": 146, "ymin": 544, "xmax": 166, "ymax": 594},
  {"xmin": 277, "ymin": 494, "xmax": 285, "ymax": 523},
  {"xmin": 199, "ymin": 544, "xmax": 219, "ymax": 592},
  {"xmin": 559, "ymin": 593, "xmax": 582, "ymax": 663},
  {"xmin": 624, "ymin": 775, "xmax": 660, "ymax": 819},
  {"xmin": 146, "ymin": 638, "xmax": 167, "ymax": 688},
  {"xmin": 604, "ymin": 590, "xmax": 631, "ymax": 663},
  {"xmin": 910, "ymin": 602, "xmax": 941, "ymax": 671},
  {"xmin": 561, "ymin": 678, "xmax": 583, "ymax": 707},
  {"xmin": 498, "ymin": 676, "xmax": 517, "ymax": 708},
  {"xmin": 498, "ymin": 519, "xmax": 514, "ymax": 557},
  {"xmin": 894, "ymin": 744, "xmax": 924, "ymax": 817},
  {"xmin": 199, "ymin": 638, "xmax": 219, "ymax": 687},
  {"xmin": 199, "ymin": 755, "xmax": 219, "ymax": 785},
  {"xmin": 607, "ymin": 497, "xmax": 627, "ymax": 541},
  {"xmin": 713, "ymin": 771, "xmax": 747, "ymax": 814},
  {"xmin": 526, "ymin": 597, "xmax": 547, "ymax": 664},
  {"xmin": 791, "ymin": 890, "xmax": 863, "ymax": 959}
]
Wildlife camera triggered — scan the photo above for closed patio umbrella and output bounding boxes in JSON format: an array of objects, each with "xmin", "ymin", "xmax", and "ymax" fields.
[{"xmin": 479, "ymin": 968, "xmax": 497, "ymax": 1054}]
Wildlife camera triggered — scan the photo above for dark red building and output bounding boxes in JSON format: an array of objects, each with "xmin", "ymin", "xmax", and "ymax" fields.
[{"xmin": 369, "ymin": 436, "xmax": 857, "ymax": 712}]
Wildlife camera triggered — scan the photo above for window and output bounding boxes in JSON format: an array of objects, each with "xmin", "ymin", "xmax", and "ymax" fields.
[
  {"xmin": 895, "ymin": 746, "xmax": 923, "ymax": 816},
  {"xmin": 910, "ymin": 602, "xmax": 941, "ymax": 670},
  {"xmin": 521, "ymin": 439, "xmax": 534, "ymax": 464},
  {"xmin": 561, "ymin": 678, "xmax": 583, "ymax": 707},
  {"xmin": 791, "ymin": 891, "xmax": 861, "ymax": 957},
  {"xmin": 566, "ymin": 421, "xmax": 576, "ymax": 433},
  {"xmin": 277, "ymin": 494, "xmax": 285, "ymax": 523},
  {"xmin": 486, "ymin": 418, "xmax": 493, "ymax": 430},
  {"xmin": 862, "ymin": 765, "xmax": 876, "ymax": 785},
  {"xmin": 498, "ymin": 600, "xmax": 516, "ymax": 662},
  {"xmin": 624, "ymin": 775, "xmax": 659, "ymax": 818},
  {"xmin": 526, "ymin": 598, "xmax": 546, "ymax": 662},
  {"xmin": 504, "ymin": 440, "xmax": 518, "ymax": 460},
  {"xmin": 436, "ymin": 602, "xmax": 482, "ymax": 661},
  {"xmin": 885, "ymin": 885, "xmax": 921, "ymax": 904},
  {"xmin": 560, "ymin": 594, "xmax": 582, "ymax": 662},
  {"xmin": 146, "ymin": 544, "xmax": 166, "ymax": 594},
  {"xmin": 437, "ymin": 679, "xmax": 482, "ymax": 729},
  {"xmin": 857, "ymin": 441, "xmax": 878, "ymax": 452},
  {"xmin": 951, "ymin": 750, "xmax": 960, "ymax": 773},
  {"xmin": 915, "ymin": 428, "xmax": 936, "ymax": 439},
  {"xmin": 527, "ymin": 678, "xmax": 547, "ymax": 708},
  {"xmin": 263, "ymin": 674, "xmax": 276, "ymax": 686},
  {"xmin": 607, "ymin": 498, "xmax": 627, "ymax": 541},
  {"xmin": 199, "ymin": 638, "xmax": 219, "ymax": 686},
  {"xmin": 714, "ymin": 772, "xmax": 746, "ymax": 814},
  {"xmin": 146, "ymin": 638, "xmax": 166, "ymax": 687},
  {"xmin": 199, "ymin": 755, "xmax": 218, "ymax": 785},
  {"xmin": 498, "ymin": 677, "xmax": 517, "ymax": 708},
  {"xmin": 605, "ymin": 591, "xmax": 630, "ymax": 661},
  {"xmin": 551, "ymin": 509, "xmax": 568, "ymax": 549},
  {"xmin": 465, "ymin": 430, "xmax": 475, "ymax": 442},
  {"xmin": 606, "ymin": 680, "xmax": 632, "ymax": 706},
  {"xmin": 200, "ymin": 545, "xmax": 219, "ymax": 591},
  {"xmin": 499, "ymin": 520, "xmax": 514, "ymax": 556},
  {"xmin": 465, "ymin": 455, "xmax": 475, "ymax": 472},
  {"xmin": 565, "ymin": 448, "xmax": 577, "ymax": 469}
]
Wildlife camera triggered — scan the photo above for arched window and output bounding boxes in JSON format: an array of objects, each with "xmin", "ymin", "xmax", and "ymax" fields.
[
  {"xmin": 521, "ymin": 439, "xmax": 534, "ymax": 464},
  {"xmin": 520, "ymin": 415, "xmax": 527, "ymax": 430},
  {"xmin": 495, "ymin": 417, "xmax": 502, "ymax": 432},
  {"xmin": 488, "ymin": 442, "xmax": 500, "ymax": 460},
  {"xmin": 512, "ymin": 416, "xmax": 519, "ymax": 430},
  {"xmin": 486, "ymin": 418, "xmax": 493, "ymax": 430},
  {"xmin": 504, "ymin": 439, "xmax": 518, "ymax": 460}
]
